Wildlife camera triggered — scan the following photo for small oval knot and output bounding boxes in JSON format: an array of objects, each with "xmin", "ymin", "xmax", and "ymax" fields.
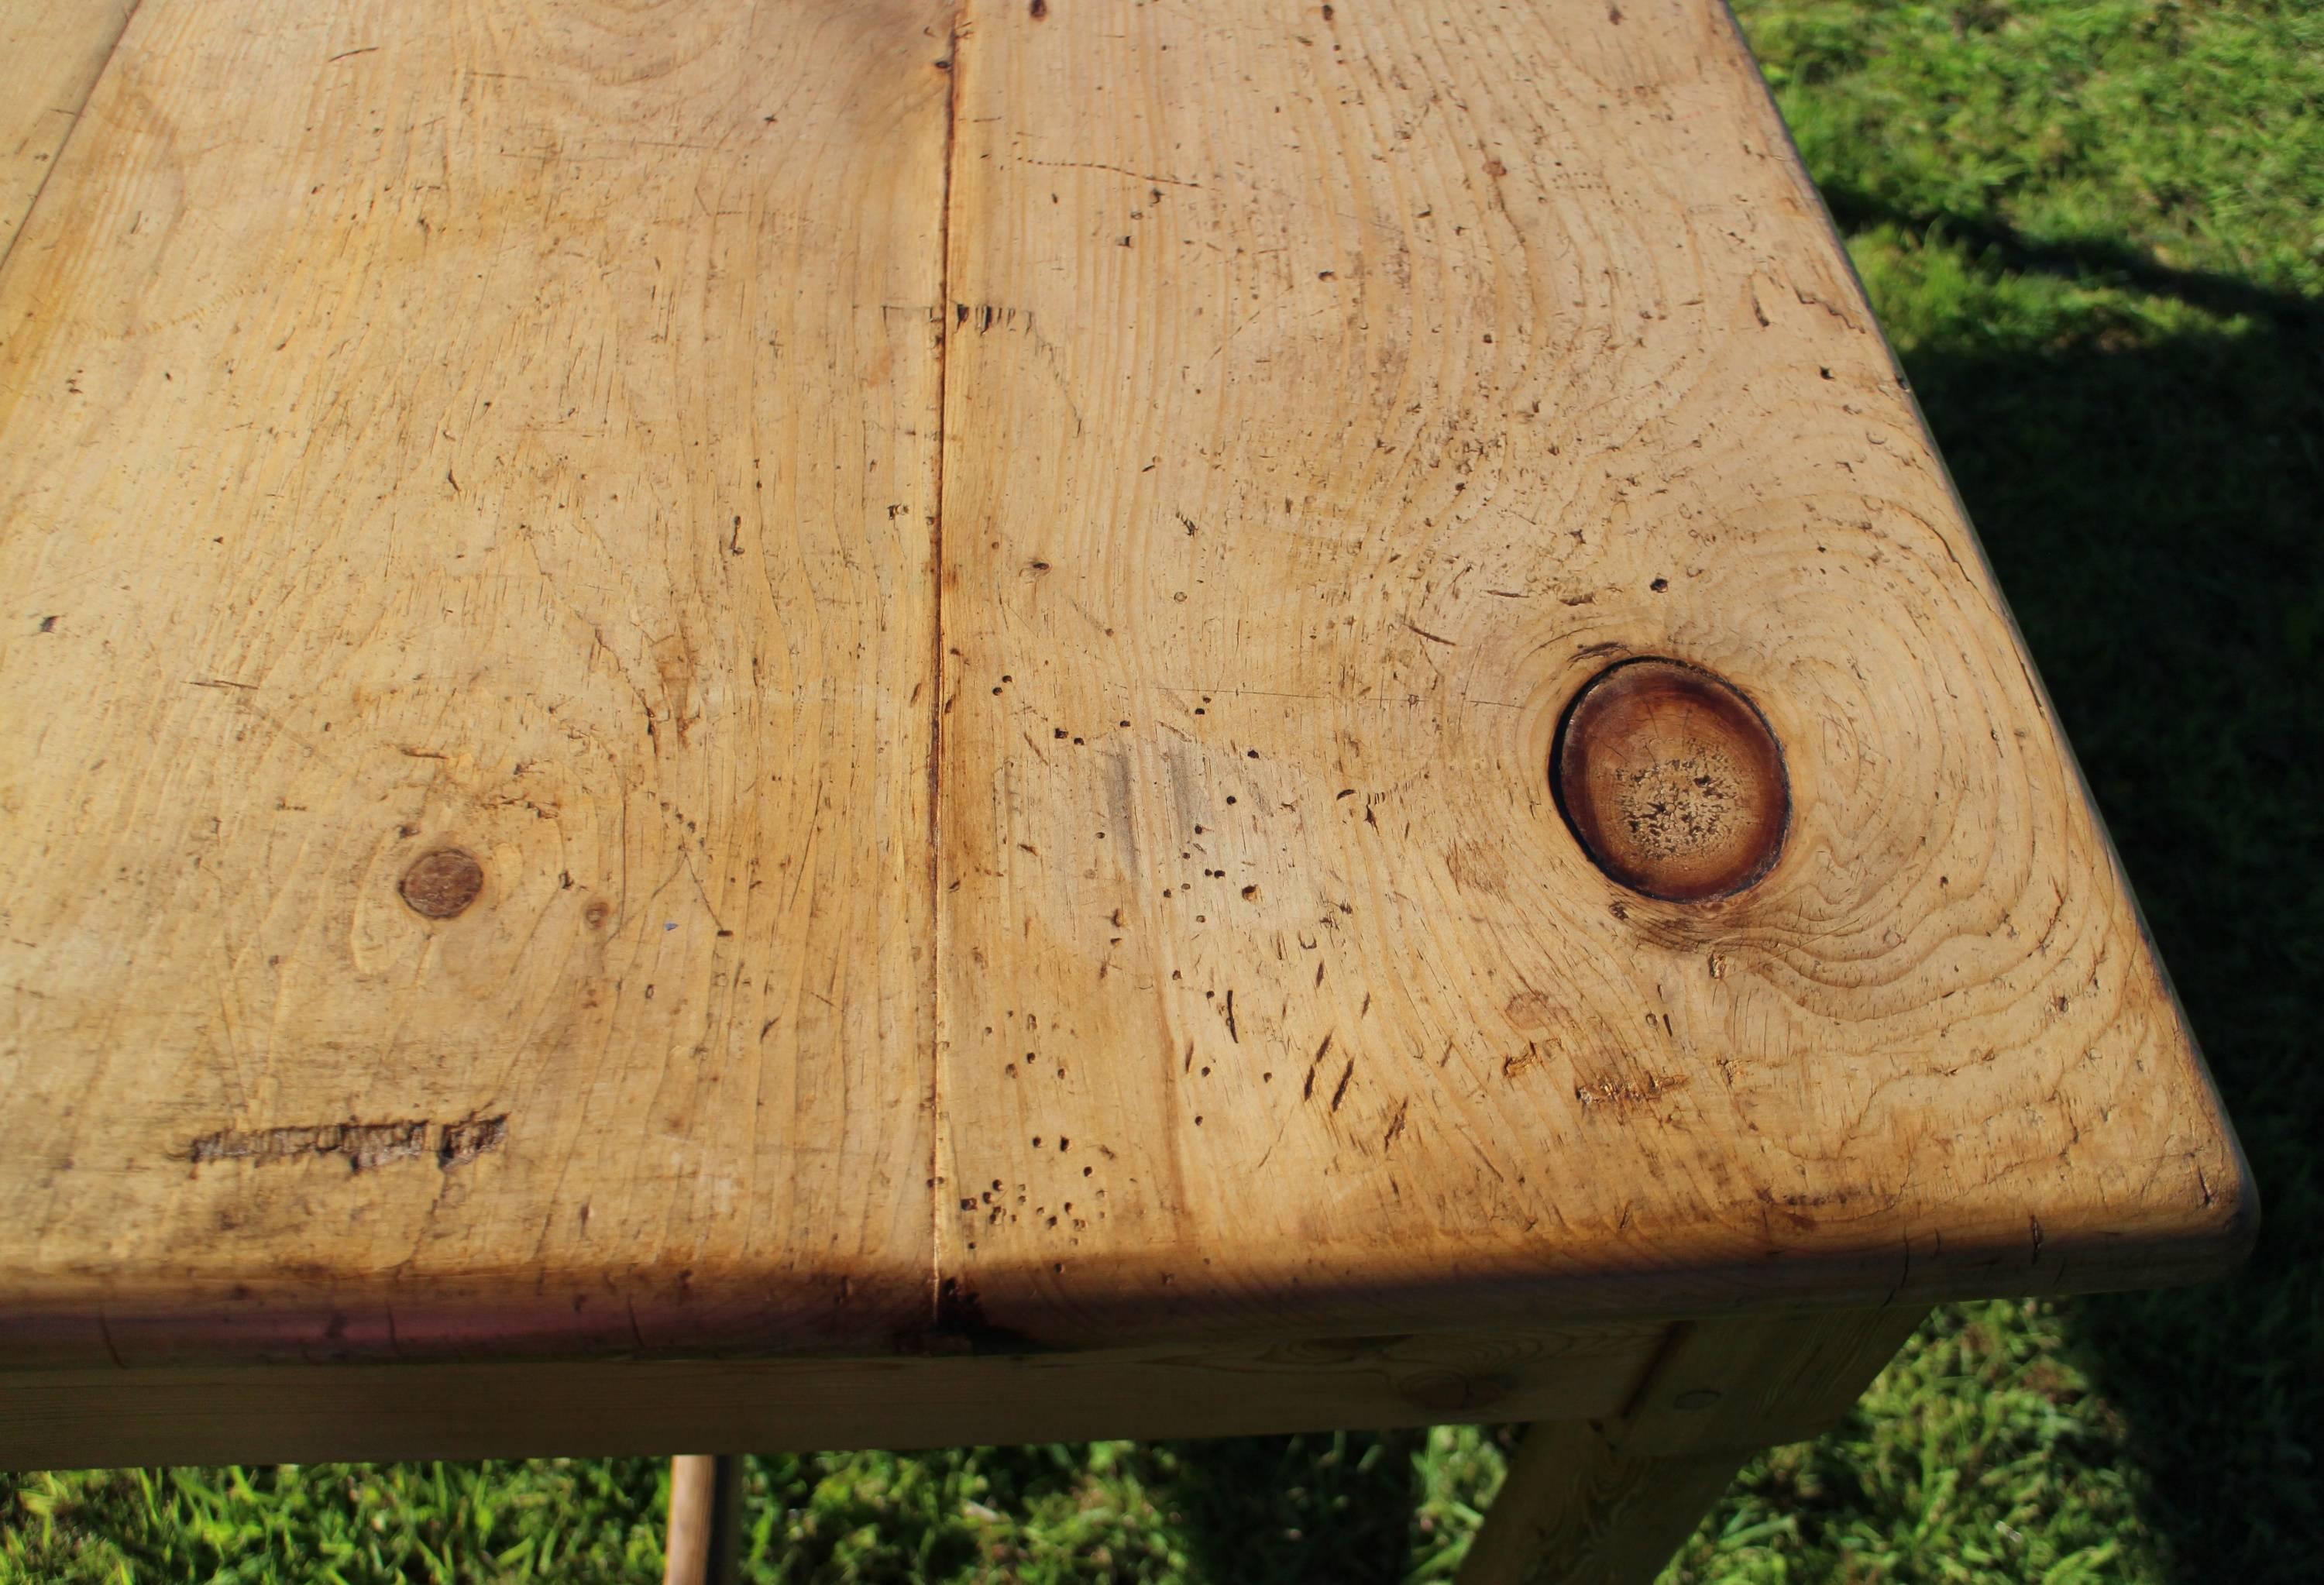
[
  {"xmin": 1553, "ymin": 658, "xmax": 1788, "ymax": 902},
  {"xmin": 400, "ymin": 847, "xmax": 485, "ymax": 918}
]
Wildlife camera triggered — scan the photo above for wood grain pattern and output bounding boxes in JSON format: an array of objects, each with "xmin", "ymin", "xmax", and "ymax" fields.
[
  {"xmin": 1454, "ymin": 1419, "xmax": 1744, "ymax": 1585},
  {"xmin": 661, "ymin": 1455, "xmax": 741, "ymax": 1585},
  {"xmin": 0, "ymin": 0, "xmax": 953, "ymax": 1363},
  {"xmin": 1456, "ymin": 1308, "xmax": 1923, "ymax": 1584},
  {"xmin": 1609, "ymin": 1303, "xmax": 1925, "ymax": 1455},
  {"xmin": 932, "ymin": 0, "xmax": 2250, "ymax": 1349},
  {"xmin": 0, "ymin": 1322, "xmax": 1666, "ymax": 1469},
  {"xmin": 0, "ymin": 0, "xmax": 138, "ymax": 267},
  {"xmin": 0, "ymin": 0, "xmax": 2251, "ymax": 1408}
]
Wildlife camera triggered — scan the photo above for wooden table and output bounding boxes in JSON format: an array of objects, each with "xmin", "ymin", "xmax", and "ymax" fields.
[{"xmin": 0, "ymin": 1, "xmax": 2253, "ymax": 1579}]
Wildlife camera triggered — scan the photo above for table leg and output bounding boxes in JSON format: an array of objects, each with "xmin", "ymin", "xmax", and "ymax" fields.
[
  {"xmin": 1455, "ymin": 1419, "xmax": 1748, "ymax": 1584},
  {"xmin": 1456, "ymin": 1307, "xmax": 1926, "ymax": 1585},
  {"xmin": 663, "ymin": 1453, "xmax": 744, "ymax": 1585}
]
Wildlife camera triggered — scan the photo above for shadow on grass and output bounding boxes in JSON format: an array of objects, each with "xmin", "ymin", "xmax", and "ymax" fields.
[
  {"xmin": 1889, "ymin": 228, "xmax": 2321, "ymax": 1579},
  {"xmin": 1140, "ymin": 1429, "xmax": 1430, "ymax": 1584},
  {"xmin": 1148, "ymin": 225, "xmax": 2322, "ymax": 1585},
  {"xmin": 1823, "ymin": 185, "xmax": 2324, "ymax": 334}
]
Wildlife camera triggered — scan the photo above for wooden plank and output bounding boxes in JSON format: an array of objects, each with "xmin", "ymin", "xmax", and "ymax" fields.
[
  {"xmin": 1456, "ymin": 1306, "xmax": 1922, "ymax": 1583},
  {"xmin": 0, "ymin": 0, "xmax": 952, "ymax": 1363},
  {"xmin": 1610, "ymin": 1304, "xmax": 1925, "ymax": 1456},
  {"xmin": 932, "ymin": 0, "xmax": 2251, "ymax": 1350},
  {"xmin": 661, "ymin": 1455, "xmax": 741, "ymax": 1585},
  {"xmin": 0, "ymin": 1321, "xmax": 1666, "ymax": 1469},
  {"xmin": 0, "ymin": 0, "xmax": 2255, "ymax": 1435},
  {"xmin": 0, "ymin": 0, "xmax": 138, "ymax": 266},
  {"xmin": 1454, "ymin": 1420, "xmax": 1743, "ymax": 1585}
]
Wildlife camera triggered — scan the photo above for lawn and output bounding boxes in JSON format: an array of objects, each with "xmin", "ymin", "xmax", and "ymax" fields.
[{"xmin": 5, "ymin": 2, "xmax": 2318, "ymax": 1580}]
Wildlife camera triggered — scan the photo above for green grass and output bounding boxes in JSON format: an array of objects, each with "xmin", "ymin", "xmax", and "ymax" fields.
[{"xmin": 7, "ymin": 2, "xmax": 2318, "ymax": 1579}]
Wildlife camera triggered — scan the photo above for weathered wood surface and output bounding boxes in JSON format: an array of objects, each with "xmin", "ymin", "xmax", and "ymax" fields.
[
  {"xmin": 0, "ymin": 0, "xmax": 2250, "ymax": 1411},
  {"xmin": 662, "ymin": 1454, "xmax": 741, "ymax": 1585},
  {"xmin": 1456, "ymin": 1308, "xmax": 1925, "ymax": 1584},
  {"xmin": 0, "ymin": 1322, "xmax": 1665, "ymax": 1469},
  {"xmin": 0, "ymin": 0, "xmax": 138, "ymax": 267},
  {"xmin": 930, "ymin": 0, "xmax": 2248, "ymax": 1349},
  {"xmin": 1455, "ymin": 1419, "xmax": 1746, "ymax": 1585},
  {"xmin": 0, "ymin": 0, "xmax": 953, "ymax": 1364}
]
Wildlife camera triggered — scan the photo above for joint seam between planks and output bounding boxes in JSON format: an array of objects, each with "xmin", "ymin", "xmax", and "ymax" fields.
[
  {"xmin": 0, "ymin": 0, "xmax": 147, "ymax": 279},
  {"xmin": 926, "ymin": 0, "xmax": 968, "ymax": 1333}
]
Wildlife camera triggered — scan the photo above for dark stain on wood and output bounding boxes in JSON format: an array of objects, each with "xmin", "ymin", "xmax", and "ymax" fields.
[{"xmin": 186, "ymin": 1116, "xmax": 508, "ymax": 1172}]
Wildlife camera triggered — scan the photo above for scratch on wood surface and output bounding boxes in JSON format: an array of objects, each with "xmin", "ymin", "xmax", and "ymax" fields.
[
  {"xmin": 1016, "ymin": 156, "xmax": 1202, "ymax": 188},
  {"xmin": 1302, "ymin": 1032, "xmax": 1332, "ymax": 1099},
  {"xmin": 185, "ymin": 1117, "xmax": 507, "ymax": 1172},
  {"xmin": 1573, "ymin": 1074, "xmax": 1690, "ymax": 1112}
]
